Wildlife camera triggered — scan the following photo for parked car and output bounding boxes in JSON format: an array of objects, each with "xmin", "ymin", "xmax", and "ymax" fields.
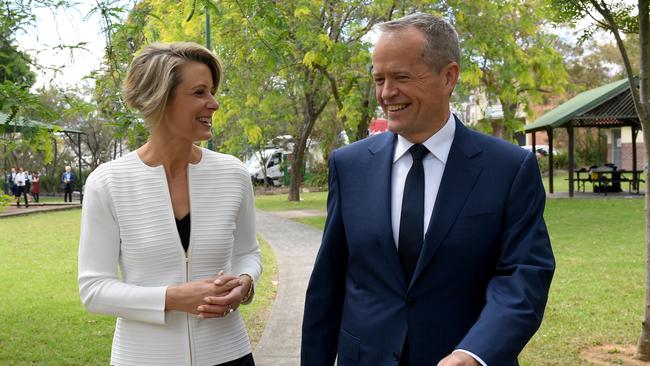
[
  {"xmin": 245, "ymin": 148, "xmax": 286, "ymax": 186},
  {"xmin": 521, "ymin": 145, "xmax": 556, "ymax": 156}
]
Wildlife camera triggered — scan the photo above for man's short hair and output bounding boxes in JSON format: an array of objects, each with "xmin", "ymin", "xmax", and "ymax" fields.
[
  {"xmin": 123, "ymin": 42, "xmax": 222, "ymax": 130},
  {"xmin": 376, "ymin": 13, "xmax": 460, "ymax": 71}
]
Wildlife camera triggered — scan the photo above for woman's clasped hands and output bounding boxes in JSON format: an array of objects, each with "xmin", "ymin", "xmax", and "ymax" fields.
[{"xmin": 165, "ymin": 270, "xmax": 252, "ymax": 318}]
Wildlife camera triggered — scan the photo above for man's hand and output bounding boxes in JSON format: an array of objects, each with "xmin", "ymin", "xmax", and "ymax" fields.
[{"xmin": 437, "ymin": 351, "xmax": 480, "ymax": 366}]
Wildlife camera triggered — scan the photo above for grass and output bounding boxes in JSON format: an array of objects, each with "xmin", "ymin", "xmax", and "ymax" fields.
[
  {"xmin": 0, "ymin": 209, "xmax": 278, "ymax": 365},
  {"xmin": 240, "ymin": 236, "xmax": 278, "ymax": 349},
  {"xmin": 254, "ymin": 191, "xmax": 328, "ymax": 211},
  {"xmin": 257, "ymin": 191, "xmax": 648, "ymax": 365}
]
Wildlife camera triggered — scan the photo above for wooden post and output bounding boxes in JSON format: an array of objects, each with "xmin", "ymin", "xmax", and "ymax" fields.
[
  {"xmin": 548, "ymin": 128, "xmax": 554, "ymax": 194},
  {"xmin": 568, "ymin": 125, "xmax": 575, "ymax": 197},
  {"xmin": 633, "ymin": 126, "xmax": 639, "ymax": 193}
]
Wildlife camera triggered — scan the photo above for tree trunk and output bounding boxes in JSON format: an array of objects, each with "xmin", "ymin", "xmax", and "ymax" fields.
[
  {"xmin": 637, "ymin": 113, "xmax": 650, "ymax": 360},
  {"xmin": 490, "ymin": 120, "xmax": 504, "ymax": 139},
  {"xmin": 636, "ymin": 0, "xmax": 650, "ymax": 359},
  {"xmin": 288, "ymin": 70, "xmax": 328, "ymax": 202}
]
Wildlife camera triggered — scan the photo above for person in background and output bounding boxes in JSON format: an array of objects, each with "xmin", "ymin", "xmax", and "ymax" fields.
[
  {"xmin": 8, "ymin": 167, "xmax": 17, "ymax": 197},
  {"xmin": 14, "ymin": 167, "xmax": 28, "ymax": 208},
  {"xmin": 78, "ymin": 42, "xmax": 261, "ymax": 366},
  {"xmin": 61, "ymin": 166, "xmax": 75, "ymax": 202},
  {"xmin": 24, "ymin": 170, "xmax": 31, "ymax": 202},
  {"xmin": 30, "ymin": 171, "xmax": 41, "ymax": 203}
]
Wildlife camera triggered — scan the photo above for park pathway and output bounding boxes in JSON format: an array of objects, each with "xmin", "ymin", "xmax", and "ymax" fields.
[{"xmin": 253, "ymin": 210, "xmax": 323, "ymax": 366}]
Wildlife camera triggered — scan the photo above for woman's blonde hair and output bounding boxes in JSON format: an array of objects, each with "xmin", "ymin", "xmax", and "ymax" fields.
[{"xmin": 123, "ymin": 42, "xmax": 222, "ymax": 129}]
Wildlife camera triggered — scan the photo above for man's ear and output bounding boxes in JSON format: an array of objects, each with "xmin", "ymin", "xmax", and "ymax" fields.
[{"xmin": 442, "ymin": 62, "xmax": 460, "ymax": 94}]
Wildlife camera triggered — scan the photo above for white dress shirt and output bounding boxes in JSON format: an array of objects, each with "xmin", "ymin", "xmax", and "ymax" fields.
[
  {"xmin": 390, "ymin": 113, "xmax": 488, "ymax": 366},
  {"xmin": 391, "ymin": 113, "xmax": 455, "ymax": 247}
]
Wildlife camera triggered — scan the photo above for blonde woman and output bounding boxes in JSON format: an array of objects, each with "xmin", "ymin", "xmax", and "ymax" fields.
[{"xmin": 78, "ymin": 42, "xmax": 261, "ymax": 366}]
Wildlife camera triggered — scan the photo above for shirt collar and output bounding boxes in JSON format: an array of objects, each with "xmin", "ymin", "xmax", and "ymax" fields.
[{"xmin": 393, "ymin": 113, "xmax": 456, "ymax": 164}]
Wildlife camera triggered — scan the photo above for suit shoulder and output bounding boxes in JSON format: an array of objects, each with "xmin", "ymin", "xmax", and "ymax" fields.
[
  {"xmin": 332, "ymin": 132, "xmax": 393, "ymax": 160},
  {"xmin": 466, "ymin": 128, "xmax": 530, "ymax": 162}
]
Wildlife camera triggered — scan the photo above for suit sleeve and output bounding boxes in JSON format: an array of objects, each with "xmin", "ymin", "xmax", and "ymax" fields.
[
  {"xmin": 301, "ymin": 151, "xmax": 349, "ymax": 366},
  {"xmin": 457, "ymin": 151, "xmax": 555, "ymax": 365}
]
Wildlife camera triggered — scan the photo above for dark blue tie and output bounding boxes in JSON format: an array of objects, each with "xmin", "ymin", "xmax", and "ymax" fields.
[{"xmin": 398, "ymin": 144, "xmax": 428, "ymax": 284}]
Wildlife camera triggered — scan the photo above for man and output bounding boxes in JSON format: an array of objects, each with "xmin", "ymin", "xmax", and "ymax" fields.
[
  {"xmin": 8, "ymin": 167, "xmax": 17, "ymax": 197},
  {"xmin": 61, "ymin": 165, "xmax": 76, "ymax": 202},
  {"xmin": 14, "ymin": 167, "xmax": 28, "ymax": 208},
  {"xmin": 301, "ymin": 13, "xmax": 554, "ymax": 366}
]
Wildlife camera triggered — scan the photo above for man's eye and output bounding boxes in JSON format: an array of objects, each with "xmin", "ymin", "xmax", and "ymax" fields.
[
  {"xmin": 195, "ymin": 90, "xmax": 205, "ymax": 95},
  {"xmin": 374, "ymin": 78, "xmax": 384, "ymax": 85}
]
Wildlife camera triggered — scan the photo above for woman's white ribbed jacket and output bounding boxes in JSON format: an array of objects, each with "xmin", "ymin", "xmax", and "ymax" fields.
[{"xmin": 78, "ymin": 148, "xmax": 262, "ymax": 366}]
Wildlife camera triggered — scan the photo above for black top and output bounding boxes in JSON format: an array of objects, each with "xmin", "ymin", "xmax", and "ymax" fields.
[{"xmin": 175, "ymin": 214, "xmax": 191, "ymax": 252}]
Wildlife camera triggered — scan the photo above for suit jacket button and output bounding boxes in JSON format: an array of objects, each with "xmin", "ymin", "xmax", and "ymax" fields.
[
  {"xmin": 407, "ymin": 298, "xmax": 416, "ymax": 306},
  {"xmin": 393, "ymin": 351, "xmax": 400, "ymax": 361}
]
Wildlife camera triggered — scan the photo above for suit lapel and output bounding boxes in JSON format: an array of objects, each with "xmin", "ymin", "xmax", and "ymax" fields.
[
  {"xmin": 366, "ymin": 132, "xmax": 407, "ymax": 291},
  {"xmin": 411, "ymin": 119, "xmax": 483, "ymax": 287}
]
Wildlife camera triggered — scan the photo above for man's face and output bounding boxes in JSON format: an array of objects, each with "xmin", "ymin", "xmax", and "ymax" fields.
[{"xmin": 372, "ymin": 28, "xmax": 458, "ymax": 143}]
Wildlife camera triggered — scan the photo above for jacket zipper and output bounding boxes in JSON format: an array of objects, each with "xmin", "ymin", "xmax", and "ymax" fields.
[
  {"xmin": 186, "ymin": 254, "xmax": 193, "ymax": 366},
  {"xmin": 186, "ymin": 166, "xmax": 194, "ymax": 366}
]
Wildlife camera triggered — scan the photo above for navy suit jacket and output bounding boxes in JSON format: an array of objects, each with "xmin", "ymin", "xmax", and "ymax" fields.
[{"xmin": 301, "ymin": 118, "xmax": 555, "ymax": 366}]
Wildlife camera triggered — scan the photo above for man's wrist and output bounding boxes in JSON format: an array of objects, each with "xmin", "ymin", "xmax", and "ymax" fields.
[{"xmin": 452, "ymin": 349, "xmax": 486, "ymax": 366}]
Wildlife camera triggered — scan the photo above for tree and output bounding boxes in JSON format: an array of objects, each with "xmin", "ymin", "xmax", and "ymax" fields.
[
  {"xmin": 551, "ymin": 0, "xmax": 650, "ymax": 360},
  {"xmin": 203, "ymin": 0, "xmax": 429, "ymax": 201},
  {"xmin": 448, "ymin": 0, "xmax": 569, "ymax": 140}
]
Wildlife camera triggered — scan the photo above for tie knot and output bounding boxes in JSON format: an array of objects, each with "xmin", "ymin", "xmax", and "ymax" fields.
[{"xmin": 409, "ymin": 144, "xmax": 428, "ymax": 161}]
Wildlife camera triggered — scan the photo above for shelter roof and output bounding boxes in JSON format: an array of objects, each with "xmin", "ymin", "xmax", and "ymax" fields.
[
  {"xmin": 524, "ymin": 78, "xmax": 639, "ymax": 132},
  {"xmin": 0, "ymin": 112, "xmax": 82, "ymax": 134}
]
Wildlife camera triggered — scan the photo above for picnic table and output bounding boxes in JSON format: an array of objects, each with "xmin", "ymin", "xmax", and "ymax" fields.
[{"xmin": 572, "ymin": 167, "xmax": 644, "ymax": 195}]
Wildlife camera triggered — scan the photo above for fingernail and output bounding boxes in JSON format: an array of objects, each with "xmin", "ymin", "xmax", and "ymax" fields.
[
  {"xmin": 204, "ymin": 297, "xmax": 210, "ymax": 302},
  {"xmin": 198, "ymin": 313, "xmax": 204, "ymax": 318},
  {"xmin": 215, "ymin": 280, "xmax": 222, "ymax": 285},
  {"xmin": 239, "ymin": 279, "xmax": 243, "ymax": 285},
  {"xmin": 198, "ymin": 306, "xmax": 204, "ymax": 312},
  {"xmin": 218, "ymin": 270, "xmax": 224, "ymax": 276}
]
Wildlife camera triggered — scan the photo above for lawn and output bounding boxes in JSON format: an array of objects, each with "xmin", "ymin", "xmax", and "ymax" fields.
[
  {"xmin": 254, "ymin": 191, "xmax": 328, "ymax": 211},
  {"xmin": 258, "ymin": 191, "xmax": 647, "ymax": 365},
  {"xmin": 0, "ymin": 209, "xmax": 277, "ymax": 365}
]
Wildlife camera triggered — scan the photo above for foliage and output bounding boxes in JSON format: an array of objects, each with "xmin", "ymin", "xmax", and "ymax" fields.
[
  {"xmin": 575, "ymin": 128, "xmax": 607, "ymax": 168},
  {"xmin": 448, "ymin": 0, "xmax": 569, "ymax": 140},
  {"xmin": 0, "ymin": 209, "xmax": 278, "ymax": 364},
  {"xmin": 200, "ymin": 0, "xmax": 443, "ymax": 201},
  {"xmin": 304, "ymin": 162, "xmax": 328, "ymax": 189},
  {"xmin": 0, "ymin": 193, "xmax": 10, "ymax": 212}
]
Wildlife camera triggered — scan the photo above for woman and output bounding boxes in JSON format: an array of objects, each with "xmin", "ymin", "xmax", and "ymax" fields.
[
  {"xmin": 78, "ymin": 42, "xmax": 261, "ymax": 366},
  {"xmin": 30, "ymin": 171, "xmax": 40, "ymax": 203}
]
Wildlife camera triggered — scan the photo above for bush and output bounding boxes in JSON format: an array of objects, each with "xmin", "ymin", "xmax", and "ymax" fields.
[
  {"xmin": 537, "ymin": 156, "xmax": 549, "ymax": 174},
  {"xmin": 553, "ymin": 150, "xmax": 568, "ymax": 170},
  {"xmin": 0, "ymin": 193, "xmax": 11, "ymax": 213},
  {"xmin": 304, "ymin": 163, "xmax": 328, "ymax": 189}
]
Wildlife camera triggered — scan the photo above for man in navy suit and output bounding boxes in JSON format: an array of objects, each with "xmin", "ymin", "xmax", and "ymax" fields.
[{"xmin": 301, "ymin": 13, "xmax": 554, "ymax": 366}]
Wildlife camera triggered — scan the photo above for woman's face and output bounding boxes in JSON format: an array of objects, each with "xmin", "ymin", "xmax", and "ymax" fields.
[{"xmin": 160, "ymin": 61, "xmax": 219, "ymax": 142}]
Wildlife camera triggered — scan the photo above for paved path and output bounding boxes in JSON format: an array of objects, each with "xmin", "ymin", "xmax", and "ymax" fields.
[
  {"xmin": 0, "ymin": 202, "xmax": 81, "ymax": 218},
  {"xmin": 253, "ymin": 210, "xmax": 323, "ymax": 366}
]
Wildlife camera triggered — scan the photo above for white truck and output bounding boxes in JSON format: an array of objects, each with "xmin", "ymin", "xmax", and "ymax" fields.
[{"xmin": 245, "ymin": 148, "xmax": 285, "ymax": 187}]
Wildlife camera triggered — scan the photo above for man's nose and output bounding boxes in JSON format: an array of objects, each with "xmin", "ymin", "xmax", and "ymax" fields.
[{"xmin": 381, "ymin": 79, "xmax": 399, "ymax": 100}]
